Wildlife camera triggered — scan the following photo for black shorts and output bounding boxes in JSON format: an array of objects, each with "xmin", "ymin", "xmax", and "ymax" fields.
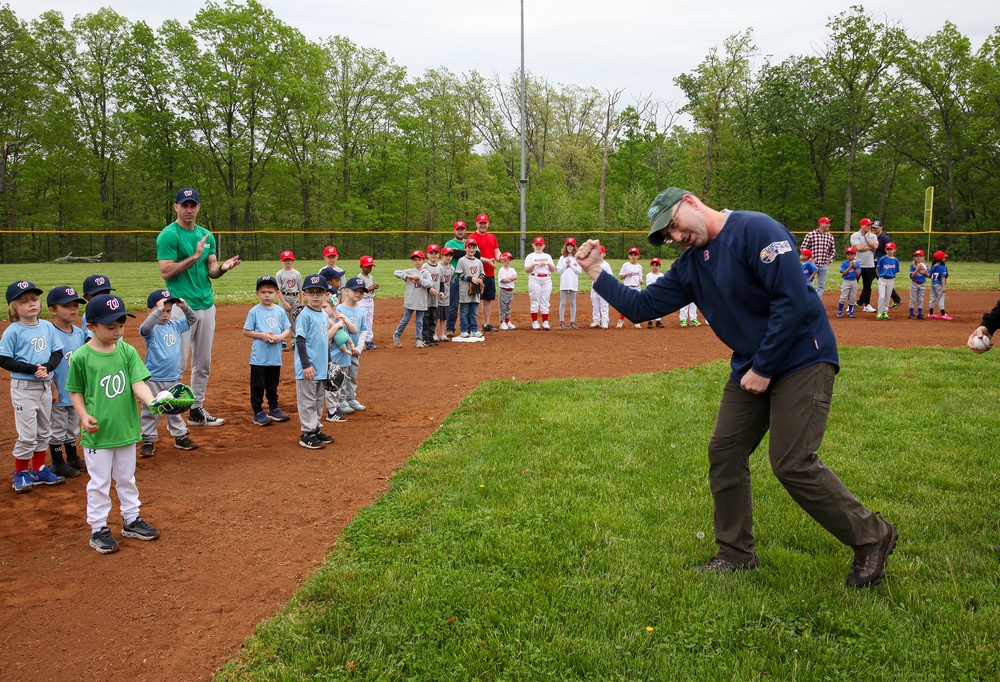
[
  {"xmin": 435, "ymin": 306, "xmax": 448, "ymax": 321},
  {"xmin": 482, "ymin": 276, "xmax": 496, "ymax": 301}
]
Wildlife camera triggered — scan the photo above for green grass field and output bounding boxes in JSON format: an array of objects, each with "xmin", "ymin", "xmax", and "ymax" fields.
[
  {"xmin": 1, "ymin": 259, "xmax": 997, "ymax": 319},
  {"xmin": 218, "ymin": 348, "xmax": 1000, "ymax": 680}
]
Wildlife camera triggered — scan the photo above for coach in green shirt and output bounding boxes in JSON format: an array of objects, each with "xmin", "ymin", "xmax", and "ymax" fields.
[{"xmin": 156, "ymin": 187, "xmax": 241, "ymax": 426}]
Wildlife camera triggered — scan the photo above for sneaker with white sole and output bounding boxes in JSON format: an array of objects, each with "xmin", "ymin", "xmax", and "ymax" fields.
[
  {"xmin": 616, "ymin": 320, "xmax": 625, "ymax": 329},
  {"xmin": 600, "ymin": 323, "xmax": 608, "ymax": 329},
  {"xmin": 460, "ymin": 332, "xmax": 470, "ymax": 338},
  {"xmin": 313, "ymin": 429, "xmax": 334, "ymax": 444},
  {"xmin": 122, "ymin": 516, "xmax": 160, "ymax": 541},
  {"xmin": 268, "ymin": 408, "xmax": 290, "ymax": 422},
  {"xmin": 139, "ymin": 441, "xmax": 155, "ymax": 458},
  {"xmin": 506, "ymin": 322, "xmax": 517, "ymax": 329},
  {"xmin": 90, "ymin": 526, "xmax": 119, "ymax": 554},
  {"xmin": 30, "ymin": 465, "xmax": 65, "ymax": 486},
  {"xmin": 415, "ymin": 340, "xmax": 426, "ymax": 348},
  {"xmin": 299, "ymin": 432, "xmax": 324, "ymax": 449},
  {"xmin": 862, "ymin": 304, "xmax": 876, "ymax": 313},
  {"xmin": 253, "ymin": 411, "xmax": 272, "ymax": 426},
  {"xmin": 393, "ymin": 334, "xmax": 402, "ymax": 347},
  {"xmin": 542, "ymin": 321, "xmax": 551, "ymax": 330},
  {"xmin": 472, "ymin": 331, "xmax": 484, "ymax": 338},
  {"xmin": 338, "ymin": 400, "xmax": 355, "ymax": 415},
  {"xmin": 347, "ymin": 399, "xmax": 366, "ymax": 411},
  {"xmin": 590, "ymin": 322, "xmax": 600, "ymax": 328},
  {"xmin": 500, "ymin": 322, "xmax": 509, "ymax": 330},
  {"xmin": 532, "ymin": 321, "xmax": 540, "ymax": 330},
  {"xmin": 326, "ymin": 410, "xmax": 347, "ymax": 423},
  {"xmin": 189, "ymin": 407, "xmax": 225, "ymax": 427},
  {"xmin": 174, "ymin": 435, "xmax": 197, "ymax": 450}
]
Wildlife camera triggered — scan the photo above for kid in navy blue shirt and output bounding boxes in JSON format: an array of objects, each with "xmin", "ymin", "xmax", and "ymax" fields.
[{"xmin": 875, "ymin": 243, "xmax": 900, "ymax": 320}]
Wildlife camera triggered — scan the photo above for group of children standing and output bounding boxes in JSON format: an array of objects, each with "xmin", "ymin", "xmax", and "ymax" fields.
[{"xmin": 824, "ymin": 246, "xmax": 951, "ymax": 320}]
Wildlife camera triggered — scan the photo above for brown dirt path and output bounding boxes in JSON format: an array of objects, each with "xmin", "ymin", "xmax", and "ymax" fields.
[{"xmin": 0, "ymin": 290, "xmax": 994, "ymax": 680}]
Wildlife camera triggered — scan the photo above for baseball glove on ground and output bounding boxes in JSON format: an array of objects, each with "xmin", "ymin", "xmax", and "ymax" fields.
[
  {"xmin": 149, "ymin": 383, "xmax": 197, "ymax": 415},
  {"xmin": 326, "ymin": 363, "xmax": 347, "ymax": 393}
]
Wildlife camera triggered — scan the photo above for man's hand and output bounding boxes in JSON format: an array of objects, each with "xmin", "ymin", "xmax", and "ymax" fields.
[
  {"xmin": 740, "ymin": 369, "xmax": 771, "ymax": 395},
  {"xmin": 221, "ymin": 254, "xmax": 241, "ymax": 273},
  {"xmin": 575, "ymin": 240, "xmax": 605, "ymax": 280}
]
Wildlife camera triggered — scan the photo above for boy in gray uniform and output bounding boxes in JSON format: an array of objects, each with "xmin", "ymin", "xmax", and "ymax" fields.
[
  {"xmin": 276, "ymin": 250, "xmax": 302, "ymax": 352},
  {"xmin": 392, "ymin": 251, "xmax": 435, "ymax": 348},
  {"xmin": 455, "ymin": 238, "xmax": 485, "ymax": 338}
]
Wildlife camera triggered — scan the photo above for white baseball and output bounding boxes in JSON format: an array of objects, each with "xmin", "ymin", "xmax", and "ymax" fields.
[
  {"xmin": 973, "ymin": 335, "xmax": 991, "ymax": 352},
  {"xmin": 156, "ymin": 390, "xmax": 173, "ymax": 401}
]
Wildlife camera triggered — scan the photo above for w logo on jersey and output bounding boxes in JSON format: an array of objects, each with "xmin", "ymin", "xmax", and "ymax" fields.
[
  {"xmin": 266, "ymin": 316, "xmax": 279, "ymax": 328},
  {"xmin": 29, "ymin": 335, "xmax": 48, "ymax": 353},
  {"xmin": 99, "ymin": 370, "xmax": 128, "ymax": 399},
  {"xmin": 161, "ymin": 331, "xmax": 178, "ymax": 347}
]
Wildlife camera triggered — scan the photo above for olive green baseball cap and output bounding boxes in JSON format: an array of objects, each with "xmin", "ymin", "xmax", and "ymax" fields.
[{"xmin": 646, "ymin": 188, "xmax": 695, "ymax": 245}]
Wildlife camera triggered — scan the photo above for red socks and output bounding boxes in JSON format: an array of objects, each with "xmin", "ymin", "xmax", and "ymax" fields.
[{"xmin": 32, "ymin": 451, "xmax": 47, "ymax": 470}]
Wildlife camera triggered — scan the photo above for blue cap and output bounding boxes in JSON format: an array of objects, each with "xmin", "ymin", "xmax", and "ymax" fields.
[
  {"xmin": 302, "ymin": 274, "xmax": 331, "ymax": 292},
  {"xmin": 47, "ymin": 286, "xmax": 87, "ymax": 307},
  {"xmin": 147, "ymin": 289, "xmax": 179, "ymax": 309},
  {"xmin": 85, "ymin": 294, "xmax": 135, "ymax": 324},
  {"xmin": 175, "ymin": 187, "xmax": 200, "ymax": 204},
  {"xmin": 6, "ymin": 280, "xmax": 43, "ymax": 304},
  {"xmin": 82, "ymin": 274, "xmax": 114, "ymax": 296},
  {"xmin": 343, "ymin": 276, "xmax": 367, "ymax": 291},
  {"xmin": 256, "ymin": 275, "xmax": 279, "ymax": 290}
]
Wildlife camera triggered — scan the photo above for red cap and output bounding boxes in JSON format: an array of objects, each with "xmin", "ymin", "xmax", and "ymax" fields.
[
  {"xmin": 533, "ymin": 236, "xmax": 545, "ymax": 246},
  {"xmin": 818, "ymin": 217, "xmax": 831, "ymax": 225},
  {"xmin": 464, "ymin": 237, "xmax": 478, "ymax": 247},
  {"xmin": 441, "ymin": 247, "xmax": 454, "ymax": 256},
  {"xmin": 501, "ymin": 251, "xmax": 513, "ymax": 259},
  {"xmin": 565, "ymin": 237, "xmax": 577, "ymax": 246},
  {"xmin": 859, "ymin": 218, "xmax": 873, "ymax": 227},
  {"xmin": 845, "ymin": 247, "xmax": 857, "ymax": 254},
  {"xmin": 476, "ymin": 213, "xmax": 489, "ymax": 224},
  {"xmin": 800, "ymin": 248, "xmax": 812, "ymax": 258},
  {"xmin": 359, "ymin": 255, "xmax": 374, "ymax": 267},
  {"xmin": 427, "ymin": 243, "xmax": 440, "ymax": 253},
  {"xmin": 411, "ymin": 250, "xmax": 426, "ymax": 259},
  {"xmin": 323, "ymin": 245, "xmax": 338, "ymax": 257},
  {"xmin": 279, "ymin": 250, "xmax": 295, "ymax": 261},
  {"xmin": 885, "ymin": 242, "xmax": 896, "ymax": 250},
  {"xmin": 933, "ymin": 250, "xmax": 948, "ymax": 260},
  {"xmin": 913, "ymin": 250, "xmax": 924, "ymax": 257},
  {"xmin": 628, "ymin": 247, "xmax": 640, "ymax": 255},
  {"xmin": 650, "ymin": 257, "xmax": 661, "ymax": 265}
]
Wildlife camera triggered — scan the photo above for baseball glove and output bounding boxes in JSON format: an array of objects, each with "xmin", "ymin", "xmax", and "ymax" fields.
[
  {"xmin": 326, "ymin": 362, "xmax": 347, "ymax": 393},
  {"xmin": 468, "ymin": 280, "xmax": 484, "ymax": 297},
  {"xmin": 149, "ymin": 383, "xmax": 197, "ymax": 415}
]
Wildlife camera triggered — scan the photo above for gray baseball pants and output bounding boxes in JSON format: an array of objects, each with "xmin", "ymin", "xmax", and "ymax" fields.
[
  {"xmin": 172, "ymin": 304, "xmax": 216, "ymax": 410},
  {"xmin": 50, "ymin": 404, "xmax": 81, "ymax": 443},
  {"xmin": 296, "ymin": 379, "xmax": 325, "ymax": 433},
  {"xmin": 11, "ymin": 379, "xmax": 52, "ymax": 459}
]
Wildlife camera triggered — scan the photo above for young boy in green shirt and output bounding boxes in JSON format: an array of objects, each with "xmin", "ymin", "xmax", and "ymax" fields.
[{"xmin": 67, "ymin": 294, "xmax": 163, "ymax": 554}]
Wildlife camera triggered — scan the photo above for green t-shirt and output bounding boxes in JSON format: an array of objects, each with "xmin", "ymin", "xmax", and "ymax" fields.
[
  {"xmin": 444, "ymin": 238, "xmax": 466, "ymax": 276},
  {"xmin": 156, "ymin": 221, "xmax": 217, "ymax": 309},
  {"xmin": 65, "ymin": 341, "xmax": 152, "ymax": 449}
]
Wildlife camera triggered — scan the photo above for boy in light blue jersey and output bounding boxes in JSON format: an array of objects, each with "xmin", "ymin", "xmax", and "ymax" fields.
[
  {"xmin": 243, "ymin": 275, "xmax": 291, "ymax": 426},
  {"xmin": 139, "ymin": 289, "xmax": 198, "ymax": 456},
  {"xmin": 295, "ymin": 274, "xmax": 341, "ymax": 449},
  {"xmin": 331, "ymin": 277, "xmax": 368, "ymax": 417},
  {"xmin": 46, "ymin": 286, "xmax": 90, "ymax": 477}
]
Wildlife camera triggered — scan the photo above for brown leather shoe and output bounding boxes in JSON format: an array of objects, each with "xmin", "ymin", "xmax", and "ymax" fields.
[
  {"xmin": 847, "ymin": 513, "xmax": 898, "ymax": 588},
  {"xmin": 693, "ymin": 554, "xmax": 757, "ymax": 573}
]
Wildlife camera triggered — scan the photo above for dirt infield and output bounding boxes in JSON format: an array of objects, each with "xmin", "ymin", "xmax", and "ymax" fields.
[{"xmin": 0, "ymin": 290, "xmax": 995, "ymax": 681}]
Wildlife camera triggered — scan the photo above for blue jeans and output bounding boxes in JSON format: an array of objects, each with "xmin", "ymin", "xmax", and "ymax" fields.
[
  {"xmin": 460, "ymin": 302, "xmax": 479, "ymax": 334},
  {"xmin": 447, "ymin": 279, "xmax": 460, "ymax": 332},
  {"xmin": 394, "ymin": 308, "xmax": 423, "ymax": 340}
]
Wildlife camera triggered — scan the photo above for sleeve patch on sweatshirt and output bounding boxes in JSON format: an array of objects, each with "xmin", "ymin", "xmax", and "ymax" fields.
[{"xmin": 760, "ymin": 240, "xmax": 792, "ymax": 264}]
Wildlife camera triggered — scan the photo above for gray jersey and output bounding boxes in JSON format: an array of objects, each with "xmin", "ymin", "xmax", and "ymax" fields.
[{"xmin": 455, "ymin": 257, "xmax": 484, "ymax": 304}]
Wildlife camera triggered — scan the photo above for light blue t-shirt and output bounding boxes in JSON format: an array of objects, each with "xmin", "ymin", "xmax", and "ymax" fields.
[
  {"xmin": 330, "ymin": 303, "xmax": 368, "ymax": 368},
  {"xmin": 141, "ymin": 316, "xmax": 190, "ymax": 382},
  {"xmin": 243, "ymin": 303, "xmax": 289, "ymax": 367},
  {"xmin": 52, "ymin": 324, "xmax": 87, "ymax": 405},
  {"xmin": 294, "ymin": 305, "xmax": 329, "ymax": 381},
  {"xmin": 0, "ymin": 319, "xmax": 64, "ymax": 381}
]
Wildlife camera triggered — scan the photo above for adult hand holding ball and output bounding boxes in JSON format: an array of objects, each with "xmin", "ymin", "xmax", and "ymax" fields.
[{"xmin": 969, "ymin": 327, "xmax": 992, "ymax": 353}]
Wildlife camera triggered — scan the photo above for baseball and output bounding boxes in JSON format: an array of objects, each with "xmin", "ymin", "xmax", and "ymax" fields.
[
  {"xmin": 156, "ymin": 390, "xmax": 173, "ymax": 401},
  {"xmin": 972, "ymin": 335, "xmax": 991, "ymax": 352}
]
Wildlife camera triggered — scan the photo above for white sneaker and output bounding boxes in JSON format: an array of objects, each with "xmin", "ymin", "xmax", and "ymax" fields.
[
  {"xmin": 590, "ymin": 322, "xmax": 599, "ymax": 328},
  {"xmin": 532, "ymin": 321, "xmax": 540, "ymax": 330},
  {"xmin": 472, "ymin": 331, "xmax": 484, "ymax": 338},
  {"xmin": 460, "ymin": 332, "xmax": 470, "ymax": 338},
  {"xmin": 542, "ymin": 321, "xmax": 550, "ymax": 330},
  {"xmin": 439, "ymin": 335, "xmax": 450, "ymax": 342},
  {"xmin": 616, "ymin": 320, "xmax": 625, "ymax": 329},
  {"xmin": 500, "ymin": 322, "xmax": 509, "ymax": 330},
  {"xmin": 506, "ymin": 322, "xmax": 516, "ymax": 329},
  {"xmin": 601, "ymin": 322, "xmax": 608, "ymax": 329},
  {"xmin": 415, "ymin": 340, "xmax": 426, "ymax": 348},
  {"xmin": 863, "ymin": 304, "xmax": 876, "ymax": 313},
  {"xmin": 634, "ymin": 323, "xmax": 641, "ymax": 329},
  {"xmin": 432, "ymin": 335, "xmax": 439, "ymax": 341}
]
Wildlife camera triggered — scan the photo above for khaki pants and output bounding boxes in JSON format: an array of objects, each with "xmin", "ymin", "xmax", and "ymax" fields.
[{"xmin": 707, "ymin": 363, "xmax": 881, "ymax": 563}]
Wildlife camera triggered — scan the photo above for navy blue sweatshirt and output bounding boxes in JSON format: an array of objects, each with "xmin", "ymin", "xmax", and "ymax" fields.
[{"xmin": 593, "ymin": 210, "xmax": 839, "ymax": 383}]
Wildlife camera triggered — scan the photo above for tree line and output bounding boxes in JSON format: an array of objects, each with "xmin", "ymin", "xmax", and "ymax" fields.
[{"xmin": 1, "ymin": 2, "xmax": 999, "ymax": 261}]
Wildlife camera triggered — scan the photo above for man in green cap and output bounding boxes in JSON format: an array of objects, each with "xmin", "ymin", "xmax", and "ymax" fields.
[{"xmin": 575, "ymin": 189, "xmax": 897, "ymax": 589}]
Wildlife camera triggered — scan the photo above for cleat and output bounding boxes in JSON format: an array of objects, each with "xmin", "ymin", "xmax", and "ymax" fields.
[
  {"xmin": 174, "ymin": 435, "xmax": 197, "ymax": 450},
  {"xmin": 364, "ymin": 341, "xmax": 377, "ymax": 350},
  {"xmin": 941, "ymin": 314, "xmax": 953, "ymax": 321},
  {"xmin": 89, "ymin": 526, "xmax": 119, "ymax": 554},
  {"xmin": 616, "ymin": 320, "xmax": 625, "ymax": 329},
  {"xmin": 29, "ymin": 465, "xmax": 65, "ymax": 486},
  {"xmin": 532, "ymin": 321, "xmax": 540, "ymax": 330},
  {"xmin": 690, "ymin": 319, "xmax": 701, "ymax": 327},
  {"xmin": 560, "ymin": 322, "xmax": 567, "ymax": 330},
  {"xmin": 13, "ymin": 470, "xmax": 33, "ymax": 494},
  {"xmin": 139, "ymin": 442, "xmax": 155, "ymax": 458},
  {"xmin": 655, "ymin": 321, "xmax": 664, "ymax": 328},
  {"xmin": 122, "ymin": 516, "xmax": 160, "ymax": 541},
  {"xmin": 863, "ymin": 304, "xmax": 876, "ymax": 313},
  {"xmin": 542, "ymin": 321, "xmax": 551, "ymax": 330},
  {"xmin": 680, "ymin": 320, "xmax": 687, "ymax": 327},
  {"xmin": 506, "ymin": 322, "xmax": 517, "ymax": 329},
  {"xmin": 53, "ymin": 461, "xmax": 81, "ymax": 477},
  {"xmin": 570, "ymin": 322, "xmax": 578, "ymax": 329}
]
